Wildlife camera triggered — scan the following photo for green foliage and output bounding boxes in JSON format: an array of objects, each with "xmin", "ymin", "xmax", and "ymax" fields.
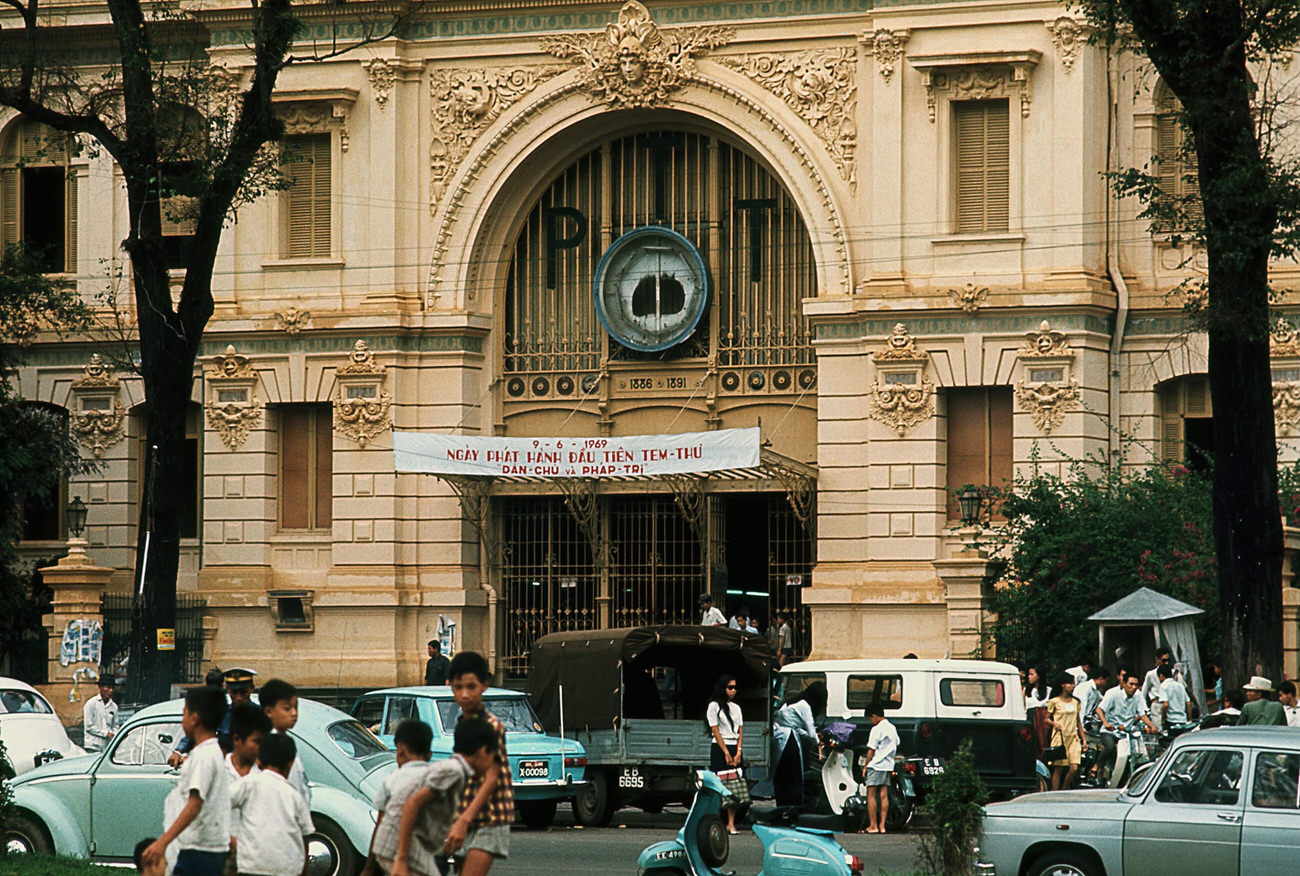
[
  {"xmin": 983, "ymin": 459, "xmax": 1218, "ymax": 672},
  {"xmin": 916, "ymin": 739, "xmax": 987, "ymax": 876},
  {"xmin": 0, "ymin": 856, "xmax": 102, "ymax": 874}
]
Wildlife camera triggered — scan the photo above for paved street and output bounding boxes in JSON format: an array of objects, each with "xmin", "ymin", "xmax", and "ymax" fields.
[{"xmin": 497, "ymin": 806, "xmax": 925, "ymax": 876}]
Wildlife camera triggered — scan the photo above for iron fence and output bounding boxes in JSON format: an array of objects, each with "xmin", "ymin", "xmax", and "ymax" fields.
[{"xmin": 100, "ymin": 593, "xmax": 206, "ymax": 684}]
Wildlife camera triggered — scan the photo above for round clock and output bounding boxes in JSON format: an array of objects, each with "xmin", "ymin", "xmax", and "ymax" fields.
[{"xmin": 592, "ymin": 226, "xmax": 709, "ymax": 352}]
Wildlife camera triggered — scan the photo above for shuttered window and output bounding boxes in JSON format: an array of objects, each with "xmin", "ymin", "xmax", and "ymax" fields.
[
  {"xmin": 283, "ymin": 134, "xmax": 331, "ymax": 258},
  {"xmin": 1, "ymin": 120, "xmax": 77, "ymax": 273},
  {"xmin": 278, "ymin": 404, "xmax": 333, "ymax": 530},
  {"xmin": 953, "ymin": 99, "xmax": 1010, "ymax": 234},
  {"xmin": 1154, "ymin": 86, "xmax": 1203, "ymax": 232},
  {"xmin": 946, "ymin": 387, "xmax": 1013, "ymax": 520},
  {"xmin": 1160, "ymin": 376, "xmax": 1213, "ymax": 469}
]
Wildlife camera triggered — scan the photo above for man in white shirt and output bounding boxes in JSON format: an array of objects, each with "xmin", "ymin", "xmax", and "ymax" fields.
[
  {"xmin": 1065, "ymin": 660, "xmax": 1092, "ymax": 688},
  {"xmin": 699, "ymin": 593, "xmax": 726, "ymax": 627},
  {"xmin": 1278, "ymin": 681, "xmax": 1300, "ymax": 728},
  {"xmin": 1158, "ymin": 664, "xmax": 1191, "ymax": 726},
  {"xmin": 82, "ymin": 673, "xmax": 119, "ymax": 752},
  {"xmin": 862, "ymin": 705, "xmax": 899, "ymax": 834},
  {"xmin": 1073, "ymin": 667, "xmax": 1110, "ymax": 729},
  {"xmin": 1096, "ymin": 675, "xmax": 1156, "ymax": 779},
  {"xmin": 1141, "ymin": 648, "xmax": 1172, "ymax": 730}
]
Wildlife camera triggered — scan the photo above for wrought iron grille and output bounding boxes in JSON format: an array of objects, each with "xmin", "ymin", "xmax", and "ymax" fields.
[
  {"xmin": 609, "ymin": 495, "xmax": 703, "ymax": 627},
  {"xmin": 499, "ymin": 497, "xmax": 598, "ymax": 678},
  {"xmin": 100, "ymin": 593, "xmax": 206, "ymax": 684},
  {"xmin": 504, "ymin": 130, "xmax": 815, "ymax": 374},
  {"xmin": 765, "ymin": 496, "xmax": 815, "ymax": 660}
]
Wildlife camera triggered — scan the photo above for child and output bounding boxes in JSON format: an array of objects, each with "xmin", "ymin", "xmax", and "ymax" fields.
[
  {"xmin": 862, "ymin": 703, "xmax": 899, "ymax": 834},
  {"xmin": 227, "ymin": 703, "xmax": 271, "ymax": 780},
  {"xmin": 394, "ymin": 652, "xmax": 512, "ymax": 876},
  {"xmin": 135, "ymin": 838, "xmax": 167, "ymax": 876},
  {"xmin": 83, "ymin": 672, "xmax": 119, "ymax": 752},
  {"xmin": 260, "ymin": 678, "xmax": 309, "ymax": 804},
  {"xmin": 229, "ymin": 733, "xmax": 314, "ymax": 876},
  {"xmin": 143, "ymin": 685, "xmax": 231, "ymax": 876},
  {"xmin": 374, "ymin": 718, "xmax": 497, "ymax": 876}
]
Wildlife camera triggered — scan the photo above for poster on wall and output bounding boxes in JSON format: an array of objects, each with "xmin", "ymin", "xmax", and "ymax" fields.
[{"xmin": 393, "ymin": 427, "xmax": 761, "ymax": 478}]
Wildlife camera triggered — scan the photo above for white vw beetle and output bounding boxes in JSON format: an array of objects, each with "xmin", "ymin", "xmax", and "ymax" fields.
[{"xmin": 0, "ymin": 677, "xmax": 84, "ymax": 777}]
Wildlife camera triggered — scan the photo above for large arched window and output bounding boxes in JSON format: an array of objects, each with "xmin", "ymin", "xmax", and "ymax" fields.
[
  {"xmin": 0, "ymin": 119, "xmax": 77, "ymax": 273},
  {"xmin": 503, "ymin": 128, "xmax": 815, "ymax": 385}
]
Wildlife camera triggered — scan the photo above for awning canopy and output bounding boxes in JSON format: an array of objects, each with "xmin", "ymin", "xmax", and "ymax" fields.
[{"xmin": 1086, "ymin": 586, "xmax": 1205, "ymax": 623}]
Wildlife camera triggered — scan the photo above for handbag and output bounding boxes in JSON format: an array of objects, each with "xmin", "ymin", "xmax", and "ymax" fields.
[{"xmin": 1041, "ymin": 744, "xmax": 1067, "ymax": 762}]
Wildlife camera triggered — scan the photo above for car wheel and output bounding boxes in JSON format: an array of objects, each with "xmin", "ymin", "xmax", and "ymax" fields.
[
  {"xmin": 518, "ymin": 799, "xmax": 558, "ymax": 829},
  {"xmin": 306, "ymin": 817, "xmax": 357, "ymax": 876},
  {"xmin": 3, "ymin": 813, "xmax": 52, "ymax": 855},
  {"xmin": 696, "ymin": 814, "xmax": 729, "ymax": 867},
  {"xmin": 574, "ymin": 770, "xmax": 614, "ymax": 827},
  {"xmin": 1027, "ymin": 850, "xmax": 1099, "ymax": 876}
]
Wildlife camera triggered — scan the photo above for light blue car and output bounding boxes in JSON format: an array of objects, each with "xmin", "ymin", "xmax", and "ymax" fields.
[
  {"xmin": 1, "ymin": 696, "xmax": 393, "ymax": 876},
  {"xmin": 349, "ymin": 687, "xmax": 587, "ymax": 829}
]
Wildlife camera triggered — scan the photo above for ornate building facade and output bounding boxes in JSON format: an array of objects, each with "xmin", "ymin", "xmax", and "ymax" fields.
[{"xmin": 10, "ymin": 0, "xmax": 1300, "ymax": 686}]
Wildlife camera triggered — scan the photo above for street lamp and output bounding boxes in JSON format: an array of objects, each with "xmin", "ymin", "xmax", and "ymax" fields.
[
  {"xmin": 956, "ymin": 485, "xmax": 983, "ymax": 528},
  {"xmin": 66, "ymin": 495, "xmax": 88, "ymax": 539}
]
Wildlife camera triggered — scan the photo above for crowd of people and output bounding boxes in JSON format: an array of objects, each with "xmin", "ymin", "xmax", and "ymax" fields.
[
  {"xmin": 78, "ymin": 652, "xmax": 514, "ymax": 876},
  {"xmin": 1020, "ymin": 648, "xmax": 1300, "ymax": 790}
]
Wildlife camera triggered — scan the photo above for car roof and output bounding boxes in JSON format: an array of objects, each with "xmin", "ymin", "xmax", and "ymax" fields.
[
  {"xmin": 0, "ymin": 677, "xmax": 41, "ymax": 694},
  {"xmin": 128, "ymin": 694, "xmax": 356, "ymax": 725},
  {"xmin": 1179, "ymin": 726, "xmax": 1300, "ymax": 747},
  {"xmin": 359, "ymin": 687, "xmax": 526, "ymax": 698},
  {"xmin": 780, "ymin": 658, "xmax": 1022, "ymax": 675}
]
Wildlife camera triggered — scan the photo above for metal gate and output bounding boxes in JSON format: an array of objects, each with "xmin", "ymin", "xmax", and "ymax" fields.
[
  {"xmin": 609, "ymin": 495, "xmax": 702, "ymax": 628},
  {"xmin": 100, "ymin": 593, "xmax": 206, "ymax": 684}
]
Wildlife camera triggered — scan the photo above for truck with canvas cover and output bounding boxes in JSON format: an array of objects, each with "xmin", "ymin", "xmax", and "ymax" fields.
[{"xmin": 527, "ymin": 625, "xmax": 775, "ymax": 826}]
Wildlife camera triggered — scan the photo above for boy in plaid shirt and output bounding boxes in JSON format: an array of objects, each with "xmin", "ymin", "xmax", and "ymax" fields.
[{"xmin": 392, "ymin": 652, "xmax": 512, "ymax": 876}]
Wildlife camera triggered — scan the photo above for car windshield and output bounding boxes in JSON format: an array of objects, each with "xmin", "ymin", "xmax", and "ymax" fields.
[
  {"xmin": 326, "ymin": 720, "xmax": 390, "ymax": 758},
  {"xmin": 0, "ymin": 689, "xmax": 52, "ymax": 714},
  {"xmin": 436, "ymin": 697, "xmax": 544, "ymax": 734}
]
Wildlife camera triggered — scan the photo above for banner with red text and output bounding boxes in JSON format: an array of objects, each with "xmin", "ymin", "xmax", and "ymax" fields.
[{"xmin": 393, "ymin": 427, "xmax": 760, "ymax": 478}]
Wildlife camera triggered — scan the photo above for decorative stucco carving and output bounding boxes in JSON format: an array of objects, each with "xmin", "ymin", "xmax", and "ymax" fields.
[
  {"xmin": 1015, "ymin": 320, "xmax": 1078, "ymax": 433},
  {"xmin": 910, "ymin": 52, "xmax": 1041, "ymax": 122},
  {"xmin": 334, "ymin": 340, "xmax": 392, "ymax": 447},
  {"xmin": 541, "ymin": 1, "xmax": 734, "ymax": 109},
  {"xmin": 719, "ymin": 49, "xmax": 857, "ymax": 184},
  {"xmin": 1272, "ymin": 320, "xmax": 1300, "ymax": 357},
  {"xmin": 277, "ymin": 99, "xmax": 352, "ymax": 151},
  {"xmin": 1275, "ymin": 382, "xmax": 1300, "ymax": 435},
  {"xmin": 1047, "ymin": 18, "xmax": 1085, "ymax": 74},
  {"xmin": 205, "ymin": 345, "xmax": 262, "ymax": 450},
  {"xmin": 365, "ymin": 59, "xmax": 397, "ymax": 109},
  {"xmin": 69, "ymin": 354, "xmax": 126, "ymax": 458},
  {"xmin": 869, "ymin": 324, "xmax": 935, "ymax": 436},
  {"xmin": 868, "ymin": 29, "xmax": 909, "ymax": 84},
  {"xmin": 275, "ymin": 305, "xmax": 312, "ymax": 335},
  {"xmin": 950, "ymin": 282, "xmax": 989, "ymax": 314},
  {"xmin": 429, "ymin": 67, "xmax": 556, "ymax": 209}
]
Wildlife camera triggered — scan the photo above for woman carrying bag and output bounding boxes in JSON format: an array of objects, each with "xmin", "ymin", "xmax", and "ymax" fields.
[
  {"xmin": 1045, "ymin": 672, "xmax": 1086, "ymax": 789},
  {"xmin": 707, "ymin": 673, "xmax": 749, "ymax": 833}
]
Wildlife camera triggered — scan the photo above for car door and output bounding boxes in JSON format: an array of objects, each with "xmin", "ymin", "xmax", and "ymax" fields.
[
  {"xmin": 90, "ymin": 719, "xmax": 185, "ymax": 861},
  {"xmin": 1122, "ymin": 745, "xmax": 1245, "ymax": 876},
  {"xmin": 1239, "ymin": 749, "xmax": 1300, "ymax": 876}
]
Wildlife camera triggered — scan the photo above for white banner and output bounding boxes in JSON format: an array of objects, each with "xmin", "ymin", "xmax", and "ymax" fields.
[{"xmin": 393, "ymin": 427, "xmax": 760, "ymax": 478}]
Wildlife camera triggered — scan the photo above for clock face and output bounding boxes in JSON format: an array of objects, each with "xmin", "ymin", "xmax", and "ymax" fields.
[{"xmin": 593, "ymin": 226, "xmax": 709, "ymax": 352}]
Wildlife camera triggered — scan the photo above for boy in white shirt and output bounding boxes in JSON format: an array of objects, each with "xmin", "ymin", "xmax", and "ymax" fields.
[
  {"xmin": 226, "ymin": 704, "xmax": 270, "ymax": 781},
  {"xmin": 862, "ymin": 704, "xmax": 900, "ymax": 835},
  {"xmin": 260, "ymin": 678, "xmax": 310, "ymax": 805},
  {"xmin": 142, "ymin": 685, "xmax": 231, "ymax": 876},
  {"xmin": 83, "ymin": 673, "xmax": 119, "ymax": 752},
  {"xmin": 1158, "ymin": 664, "xmax": 1191, "ymax": 726},
  {"xmin": 230, "ymin": 733, "xmax": 314, "ymax": 876}
]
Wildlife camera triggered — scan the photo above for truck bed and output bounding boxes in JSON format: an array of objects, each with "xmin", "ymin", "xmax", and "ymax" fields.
[{"xmin": 574, "ymin": 718, "xmax": 770, "ymax": 767}]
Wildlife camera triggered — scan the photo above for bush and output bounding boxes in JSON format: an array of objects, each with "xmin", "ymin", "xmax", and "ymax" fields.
[
  {"xmin": 0, "ymin": 857, "xmax": 103, "ymax": 875},
  {"xmin": 916, "ymin": 739, "xmax": 988, "ymax": 876}
]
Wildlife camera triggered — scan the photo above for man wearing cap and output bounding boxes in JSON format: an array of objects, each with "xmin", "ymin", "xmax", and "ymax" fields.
[
  {"xmin": 1239, "ymin": 676, "xmax": 1287, "ymax": 725},
  {"xmin": 218, "ymin": 668, "xmax": 258, "ymax": 750},
  {"xmin": 82, "ymin": 670, "xmax": 119, "ymax": 752},
  {"xmin": 700, "ymin": 594, "xmax": 726, "ymax": 627}
]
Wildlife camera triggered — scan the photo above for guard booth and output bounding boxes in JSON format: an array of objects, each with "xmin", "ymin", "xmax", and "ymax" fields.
[{"xmin": 1088, "ymin": 586, "xmax": 1206, "ymax": 714}]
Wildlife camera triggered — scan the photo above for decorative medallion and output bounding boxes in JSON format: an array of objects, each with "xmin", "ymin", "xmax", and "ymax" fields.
[
  {"xmin": 720, "ymin": 49, "xmax": 857, "ymax": 184},
  {"xmin": 365, "ymin": 58, "xmax": 397, "ymax": 109},
  {"xmin": 869, "ymin": 324, "xmax": 935, "ymax": 436},
  {"xmin": 334, "ymin": 340, "xmax": 392, "ymax": 447},
  {"xmin": 541, "ymin": 1, "xmax": 734, "ymax": 109},
  {"xmin": 593, "ymin": 226, "xmax": 710, "ymax": 352},
  {"xmin": 1272, "ymin": 320, "xmax": 1300, "ymax": 358},
  {"xmin": 429, "ymin": 66, "xmax": 556, "ymax": 208},
  {"xmin": 275, "ymin": 305, "xmax": 312, "ymax": 336},
  {"xmin": 1047, "ymin": 18, "xmax": 1084, "ymax": 74},
  {"xmin": 205, "ymin": 345, "xmax": 263, "ymax": 450},
  {"xmin": 69, "ymin": 353, "xmax": 126, "ymax": 458},
  {"xmin": 1015, "ymin": 320, "xmax": 1078, "ymax": 433},
  {"xmin": 950, "ymin": 282, "xmax": 989, "ymax": 314},
  {"xmin": 868, "ymin": 29, "xmax": 910, "ymax": 84}
]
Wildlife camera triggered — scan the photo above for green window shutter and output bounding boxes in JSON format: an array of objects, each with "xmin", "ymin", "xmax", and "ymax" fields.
[{"xmin": 285, "ymin": 133, "xmax": 331, "ymax": 258}]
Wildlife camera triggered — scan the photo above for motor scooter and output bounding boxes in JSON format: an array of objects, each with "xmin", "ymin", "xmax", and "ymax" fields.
[
  {"xmin": 637, "ymin": 770, "xmax": 864, "ymax": 876},
  {"xmin": 817, "ymin": 739, "xmax": 915, "ymax": 832}
]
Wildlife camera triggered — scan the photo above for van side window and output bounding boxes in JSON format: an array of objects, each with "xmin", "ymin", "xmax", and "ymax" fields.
[
  {"xmin": 779, "ymin": 672, "xmax": 828, "ymax": 710},
  {"xmin": 940, "ymin": 678, "xmax": 1005, "ymax": 707},
  {"xmin": 847, "ymin": 675, "xmax": 903, "ymax": 711}
]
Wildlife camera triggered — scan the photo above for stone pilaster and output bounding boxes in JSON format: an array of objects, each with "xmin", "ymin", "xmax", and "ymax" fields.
[
  {"xmin": 37, "ymin": 542, "xmax": 115, "ymax": 725},
  {"xmin": 935, "ymin": 546, "xmax": 995, "ymax": 660}
]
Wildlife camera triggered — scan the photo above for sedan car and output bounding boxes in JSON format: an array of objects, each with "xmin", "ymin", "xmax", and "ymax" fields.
[
  {"xmin": 975, "ymin": 726, "xmax": 1300, "ymax": 876},
  {"xmin": 2, "ymin": 696, "xmax": 394, "ymax": 876},
  {"xmin": 0, "ymin": 677, "xmax": 84, "ymax": 777},
  {"xmin": 350, "ymin": 686, "xmax": 586, "ymax": 828}
]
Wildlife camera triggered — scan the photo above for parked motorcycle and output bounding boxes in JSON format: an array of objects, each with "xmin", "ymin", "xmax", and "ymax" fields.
[{"xmin": 637, "ymin": 770, "xmax": 864, "ymax": 876}]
